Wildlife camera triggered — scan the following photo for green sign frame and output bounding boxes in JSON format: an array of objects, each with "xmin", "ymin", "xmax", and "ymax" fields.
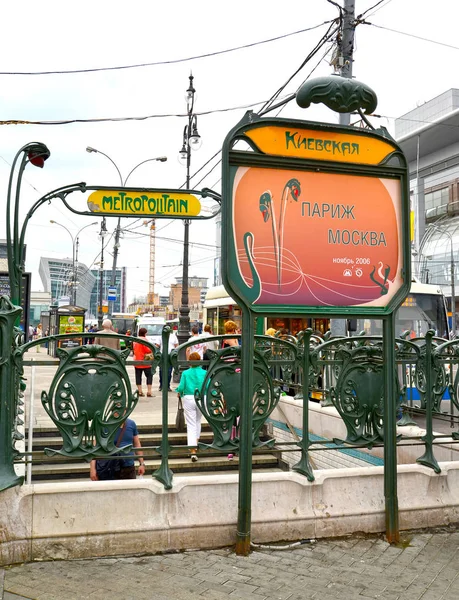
[{"xmin": 221, "ymin": 114, "xmax": 411, "ymax": 318}]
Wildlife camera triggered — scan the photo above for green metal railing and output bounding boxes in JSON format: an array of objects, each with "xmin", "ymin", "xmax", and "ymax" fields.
[{"xmin": 2, "ymin": 295, "xmax": 459, "ymax": 545}]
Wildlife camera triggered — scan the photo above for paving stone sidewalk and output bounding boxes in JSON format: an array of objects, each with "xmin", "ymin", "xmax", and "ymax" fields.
[{"xmin": 2, "ymin": 529, "xmax": 459, "ymax": 600}]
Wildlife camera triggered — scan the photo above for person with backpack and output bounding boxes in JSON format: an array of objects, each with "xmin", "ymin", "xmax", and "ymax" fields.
[{"xmin": 89, "ymin": 418, "xmax": 145, "ymax": 480}]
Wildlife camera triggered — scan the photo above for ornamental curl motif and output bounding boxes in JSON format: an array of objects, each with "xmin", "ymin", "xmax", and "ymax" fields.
[{"xmin": 296, "ymin": 75, "xmax": 378, "ymax": 115}]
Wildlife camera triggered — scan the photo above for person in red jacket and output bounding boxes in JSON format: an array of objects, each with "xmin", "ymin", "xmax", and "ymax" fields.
[{"xmin": 133, "ymin": 327, "xmax": 153, "ymax": 397}]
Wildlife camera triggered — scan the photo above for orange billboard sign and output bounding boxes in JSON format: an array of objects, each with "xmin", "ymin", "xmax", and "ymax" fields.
[{"xmin": 231, "ymin": 167, "xmax": 404, "ymax": 309}]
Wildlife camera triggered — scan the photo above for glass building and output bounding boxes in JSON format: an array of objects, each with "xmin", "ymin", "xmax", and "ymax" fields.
[
  {"xmin": 88, "ymin": 267, "xmax": 126, "ymax": 319},
  {"xmin": 397, "ymin": 89, "xmax": 459, "ymax": 331},
  {"xmin": 39, "ymin": 257, "xmax": 96, "ymax": 310}
]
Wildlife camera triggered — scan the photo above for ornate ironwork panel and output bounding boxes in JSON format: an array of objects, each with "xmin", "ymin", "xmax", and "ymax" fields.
[
  {"xmin": 195, "ymin": 344, "xmax": 282, "ymax": 451},
  {"xmin": 41, "ymin": 344, "xmax": 142, "ymax": 458},
  {"xmin": 328, "ymin": 341, "xmax": 398, "ymax": 445}
]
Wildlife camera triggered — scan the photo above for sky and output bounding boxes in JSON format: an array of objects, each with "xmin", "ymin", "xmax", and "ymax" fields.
[{"xmin": 1, "ymin": 0, "xmax": 459, "ymax": 305}]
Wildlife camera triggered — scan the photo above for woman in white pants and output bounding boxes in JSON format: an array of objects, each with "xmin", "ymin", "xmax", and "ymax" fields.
[{"xmin": 175, "ymin": 352, "xmax": 206, "ymax": 462}]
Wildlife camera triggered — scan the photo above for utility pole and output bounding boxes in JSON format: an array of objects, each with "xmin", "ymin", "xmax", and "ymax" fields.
[
  {"xmin": 339, "ymin": 0, "xmax": 355, "ymax": 126},
  {"xmin": 98, "ymin": 218, "xmax": 108, "ymax": 329},
  {"xmin": 330, "ymin": 0, "xmax": 356, "ymax": 338},
  {"xmin": 148, "ymin": 220, "xmax": 156, "ymax": 305},
  {"xmin": 109, "ymin": 217, "xmax": 121, "ymax": 316}
]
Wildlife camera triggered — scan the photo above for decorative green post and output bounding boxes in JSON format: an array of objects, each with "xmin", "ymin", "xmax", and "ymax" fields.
[
  {"xmin": 293, "ymin": 328, "xmax": 314, "ymax": 480},
  {"xmin": 0, "ymin": 297, "xmax": 23, "ymax": 491},
  {"xmin": 383, "ymin": 314, "xmax": 399, "ymax": 543},
  {"xmin": 235, "ymin": 309, "xmax": 255, "ymax": 555},
  {"xmin": 416, "ymin": 330, "xmax": 441, "ymax": 473},
  {"xmin": 153, "ymin": 326, "xmax": 173, "ymax": 489},
  {"xmin": 6, "ymin": 142, "xmax": 50, "ymax": 306}
]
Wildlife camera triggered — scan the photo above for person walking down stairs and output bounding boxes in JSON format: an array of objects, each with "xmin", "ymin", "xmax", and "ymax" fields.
[{"xmin": 176, "ymin": 352, "xmax": 206, "ymax": 462}]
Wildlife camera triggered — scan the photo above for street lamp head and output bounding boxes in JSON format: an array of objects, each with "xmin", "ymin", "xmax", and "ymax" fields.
[
  {"xmin": 178, "ymin": 143, "xmax": 188, "ymax": 166},
  {"xmin": 189, "ymin": 116, "xmax": 202, "ymax": 151},
  {"xmin": 190, "ymin": 131, "xmax": 202, "ymax": 151},
  {"xmin": 156, "ymin": 156, "xmax": 168, "ymax": 162},
  {"xmin": 185, "ymin": 73, "xmax": 196, "ymax": 105},
  {"xmin": 27, "ymin": 143, "xmax": 50, "ymax": 168},
  {"xmin": 99, "ymin": 218, "xmax": 108, "ymax": 240},
  {"xmin": 86, "ymin": 146, "xmax": 98, "ymax": 154}
]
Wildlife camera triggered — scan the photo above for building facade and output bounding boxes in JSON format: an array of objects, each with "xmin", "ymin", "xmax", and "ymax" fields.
[
  {"xmin": 88, "ymin": 267, "xmax": 127, "ymax": 318},
  {"xmin": 39, "ymin": 257, "xmax": 96, "ymax": 310},
  {"xmin": 396, "ymin": 89, "xmax": 459, "ymax": 328},
  {"xmin": 170, "ymin": 276, "xmax": 208, "ymax": 311}
]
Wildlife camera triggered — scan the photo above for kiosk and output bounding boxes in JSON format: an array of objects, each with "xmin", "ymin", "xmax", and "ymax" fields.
[{"xmin": 48, "ymin": 304, "xmax": 86, "ymax": 356}]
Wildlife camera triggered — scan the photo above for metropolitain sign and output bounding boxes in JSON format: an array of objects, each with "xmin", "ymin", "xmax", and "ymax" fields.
[{"xmin": 87, "ymin": 190, "xmax": 201, "ymax": 217}]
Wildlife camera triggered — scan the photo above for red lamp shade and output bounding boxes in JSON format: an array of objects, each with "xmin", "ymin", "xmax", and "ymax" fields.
[{"xmin": 27, "ymin": 152, "xmax": 46, "ymax": 168}]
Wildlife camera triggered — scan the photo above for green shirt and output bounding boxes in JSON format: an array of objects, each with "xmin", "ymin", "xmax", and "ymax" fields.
[{"xmin": 176, "ymin": 366, "xmax": 207, "ymax": 396}]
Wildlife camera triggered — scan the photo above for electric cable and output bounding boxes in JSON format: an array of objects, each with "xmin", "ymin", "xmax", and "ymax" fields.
[
  {"xmin": 274, "ymin": 45, "xmax": 334, "ymax": 118},
  {"xmin": 190, "ymin": 39, "xmax": 335, "ymax": 188},
  {"xmin": 368, "ymin": 23, "xmax": 459, "ymax": 52},
  {"xmin": 0, "ymin": 99, "xmax": 268, "ymax": 126},
  {"xmin": 193, "ymin": 158, "xmax": 222, "ymax": 189},
  {"xmin": 357, "ymin": 0, "xmax": 389, "ymax": 19},
  {"xmin": 122, "ymin": 230, "xmax": 218, "ymax": 249},
  {"xmin": 259, "ymin": 20, "xmax": 340, "ymax": 114},
  {"xmin": 0, "ymin": 21, "xmax": 334, "ymax": 76}
]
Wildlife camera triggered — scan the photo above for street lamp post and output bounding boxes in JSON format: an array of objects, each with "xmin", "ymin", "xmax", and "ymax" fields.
[
  {"xmin": 177, "ymin": 74, "xmax": 202, "ymax": 347},
  {"xmin": 86, "ymin": 147, "xmax": 167, "ymax": 315},
  {"xmin": 6, "ymin": 143, "xmax": 50, "ymax": 306},
  {"xmin": 50, "ymin": 220, "xmax": 97, "ymax": 305}
]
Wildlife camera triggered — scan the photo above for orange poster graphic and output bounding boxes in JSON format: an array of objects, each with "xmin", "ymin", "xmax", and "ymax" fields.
[{"xmin": 232, "ymin": 167, "xmax": 404, "ymax": 308}]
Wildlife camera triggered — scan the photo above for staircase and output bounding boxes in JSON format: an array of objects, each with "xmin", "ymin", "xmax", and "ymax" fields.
[{"xmin": 26, "ymin": 423, "xmax": 283, "ymax": 482}]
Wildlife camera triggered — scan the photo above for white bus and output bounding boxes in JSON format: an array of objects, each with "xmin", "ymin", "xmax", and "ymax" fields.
[{"xmin": 203, "ymin": 282, "xmax": 449, "ymax": 338}]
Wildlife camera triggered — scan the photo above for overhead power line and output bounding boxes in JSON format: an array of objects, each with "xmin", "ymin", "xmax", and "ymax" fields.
[
  {"xmin": 357, "ymin": 0, "xmax": 391, "ymax": 19},
  {"xmin": 0, "ymin": 21, "xmax": 334, "ymax": 76},
  {"xmin": 0, "ymin": 98, "xmax": 268, "ymax": 127},
  {"xmin": 369, "ymin": 23, "xmax": 459, "ymax": 52},
  {"xmin": 259, "ymin": 19, "xmax": 340, "ymax": 114}
]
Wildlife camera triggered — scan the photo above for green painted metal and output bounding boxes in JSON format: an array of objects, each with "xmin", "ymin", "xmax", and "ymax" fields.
[
  {"xmin": 416, "ymin": 330, "xmax": 441, "ymax": 474},
  {"xmin": 0, "ymin": 297, "xmax": 24, "ymax": 491},
  {"xmin": 153, "ymin": 326, "xmax": 173, "ymax": 489},
  {"xmin": 383, "ymin": 314, "xmax": 400, "ymax": 544},
  {"xmin": 236, "ymin": 309, "xmax": 255, "ymax": 556},
  {"xmin": 296, "ymin": 75, "xmax": 378, "ymax": 115},
  {"xmin": 193, "ymin": 336, "xmax": 287, "ymax": 451},
  {"xmin": 292, "ymin": 329, "xmax": 314, "ymax": 481},
  {"xmin": 37, "ymin": 335, "xmax": 160, "ymax": 459},
  {"xmin": 413, "ymin": 338, "xmax": 448, "ymax": 412}
]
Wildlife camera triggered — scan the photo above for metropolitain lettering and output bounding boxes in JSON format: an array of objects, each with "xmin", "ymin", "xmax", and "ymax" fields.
[{"xmin": 101, "ymin": 192, "xmax": 189, "ymax": 214}]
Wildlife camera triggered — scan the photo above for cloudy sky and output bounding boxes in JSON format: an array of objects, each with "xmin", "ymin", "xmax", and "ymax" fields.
[{"xmin": 1, "ymin": 0, "xmax": 458, "ymax": 304}]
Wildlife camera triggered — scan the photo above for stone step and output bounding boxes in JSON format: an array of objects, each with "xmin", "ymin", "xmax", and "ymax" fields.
[
  {"xmin": 26, "ymin": 422, "xmax": 213, "ymax": 437},
  {"xmin": 31, "ymin": 430, "xmax": 215, "ymax": 451},
  {"xmin": 29, "ymin": 453, "xmax": 280, "ymax": 482}
]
